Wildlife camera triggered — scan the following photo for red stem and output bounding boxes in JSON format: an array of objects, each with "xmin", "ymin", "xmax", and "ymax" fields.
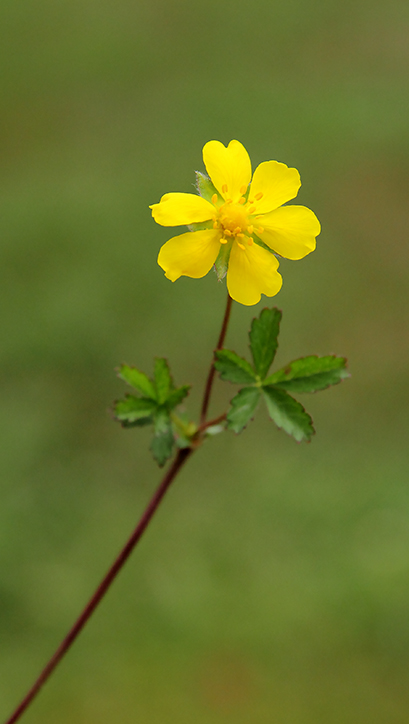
[
  {"xmin": 4, "ymin": 292, "xmax": 233, "ymax": 724},
  {"xmin": 200, "ymin": 293, "xmax": 233, "ymax": 424},
  {"xmin": 4, "ymin": 448, "xmax": 192, "ymax": 724}
]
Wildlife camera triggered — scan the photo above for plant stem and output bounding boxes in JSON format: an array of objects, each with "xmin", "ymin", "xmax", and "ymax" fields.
[
  {"xmin": 5, "ymin": 448, "xmax": 192, "ymax": 724},
  {"xmin": 4, "ymin": 294, "xmax": 234, "ymax": 724},
  {"xmin": 200, "ymin": 292, "xmax": 233, "ymax": 425},
  {"xmin": 4, "ymin": 447, "xmax": 192, "ymax": 724}
]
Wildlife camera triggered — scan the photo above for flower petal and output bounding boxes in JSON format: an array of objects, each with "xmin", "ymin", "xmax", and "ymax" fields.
[
  {"xmin": 202, "ymin": 140, "xmax": 252, "ymax": 202},
  {"xmin": 257, "ymin": 205, "xmax": 321, "ymax": 260},
  {"xmin": 249, "ymin": 161, "xmax": 301, "ymax": 214},
  {"xmin": 150, "ymin": 193, "xmax": 215, "ymax": 227},
  {"xmin": 157, "ymin": 229, "xmax": 221, "ymax": 282},
  {"xmin": 227, "ymin": 242, "xmax": 282, "ymax": 306}
]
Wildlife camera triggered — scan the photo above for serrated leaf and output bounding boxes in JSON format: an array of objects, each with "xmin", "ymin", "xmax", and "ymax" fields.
[
  {"xmin": 215, "ymin": 349, "xmax": 256, "ymax": 385},
  {"xmin": 166, "ymin": 385, "xmax": 191, "ymax": 409},
  {"xmin": 114, "ymin": 395, "xmax": 157, "ymax": 426},
  {"xmin": 154, "ymin": 358, "xmax": 174, "ymax": 404},
  {"xmin": 117, "ymin": 364, "xmax": 157, "ymax": 400},
  {"xmin": 151, "ymin": 409, "xmax": 175, "ymax": 466},
  {"xmin": 227, "ymin": 387, "xmax": 261, "ymax": 433},
  {"xmin": 195, "ymin": 171, "xmax": 220, "ymax": 203},
  {"xmin": 214, "ymin": 240, "xmax": 233, "ymax": 281},
  {"xmin": 265, "ymin": 355, "xmax": 350, "ymax": 392},
  {"xmin": 249, "ymin": 307, "xmax": 282, "ymax": 379},
  {"xmin": 262, "ymin": 386, "xmax": 314, "ymax": 442}
]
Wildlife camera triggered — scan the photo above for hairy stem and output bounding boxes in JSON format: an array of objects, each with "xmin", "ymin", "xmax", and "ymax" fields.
[
  {"xmin": 200, "ymin": 292, "xmax": 233, "ymax": 424},
  {"xmin": 4, "ymin": 294, "xmax": 234, "ymax": 724}
]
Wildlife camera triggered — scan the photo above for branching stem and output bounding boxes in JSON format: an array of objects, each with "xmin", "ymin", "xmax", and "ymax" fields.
[
  {"xmin": 4, "ymin": 293, "xmax": 233, "ymax": 724},
  {"xmin": 200, "ymin": 292, "xmax": 233, "ymax": 424}
]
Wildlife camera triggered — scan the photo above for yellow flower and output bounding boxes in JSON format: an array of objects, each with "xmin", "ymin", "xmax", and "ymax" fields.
[{"xmin": 150, "ymin": 140, "xmax": 321, "ymax": 306}]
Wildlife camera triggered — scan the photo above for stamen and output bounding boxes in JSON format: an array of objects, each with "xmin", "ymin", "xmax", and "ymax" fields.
[
  {"xmin": 240, "ymin": 185, "xmax": 247, "ymax": 194},
  {"xmin": 211, "ymin": 194, "xmax": 218, "ymax": 205},
  {"xmin": 222, "ymin": 184, "xmax": 228, "ymax": 193},
  {"xmin": 233, "ymin": 227, "xmax": 241, "ymax": 235},
  {"xmin": 220, "ymin": 238, "xmax": 228, "ymax": 245},
  {"xmin": 248, "ymin": 206, "xmax": 256, "ymax": 214},
  {"xmin": 238, "ymin": 197, "xmax": 246, "ymax": 205},
  {"xmin": 213, "ymin": 221, "xmax": 218, "ymax": 229},
  {"xmin": 236, "ymin": 233, "xmax": 245, "ymax": 238},
  {"xmin": 257, "ymin": 226, "xmax": 264, "ymax": 234},
  {"xmin": 224, "ymin": 229, "xmax": 232, "ymax": 237},
  {"xmin": 237, "ymin": 242, "xmax": 246, "ymax": 250},
  {"xmin": 247, "ymin": 199, "xmax": 254, "ymax": 205},
  {"xmin": 247, "ymin": 237, "xmax": 254, "ymax": 245},
  {"xmin": 254, "ymin": 192, "xmax": 264, "ymax": 201},
  {"xmin": 226, "ymin": 198, "xmax": 233, "ymax": 204},
  {"xmin": 247, "ymin": 225, "xmax": 254, "ymax": 234}
]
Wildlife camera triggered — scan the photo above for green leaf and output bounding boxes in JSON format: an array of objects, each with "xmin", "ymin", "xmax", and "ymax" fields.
[
  {"xmin": 150, "ymin": 409, "xmax": 175, "ymax": 466},
  {"xmin": 265, "ymin": 355, "xmax": 350, "ymax": 392},
  {"xmin": 114, "ymin": 395, "xmax": 157, "ymax": 427},
  {"xmin": 117, "ymin": 364, "xmax": 157, "ymax": 400},
  {"xmin": 166, "ymin": 385, "xmax": 191, "ymax": 409},
  {"xmin": 154, "ymin": 358, "xmax": 173, "ymax": 404},
  {"xmin": 249, "ymin": 307, "xmax": 282, "ymax": 379},
  {"xmin": 227, "ymin": 387, "xmax": 261, "ymax": 433},
  {"xmin": 195, "ymin": 171, "xmax": 220, "ymax": 203},
  {"xmin": 214, "ymin": 240, "xmax": 233, "ymax": 281},
  {"xmin": 262, "ymin": 386, "xmax": 315, "ymax": 442},
  {"xmin": 215, "ymin": 349, "xmax": 256, "ymax": 385}
]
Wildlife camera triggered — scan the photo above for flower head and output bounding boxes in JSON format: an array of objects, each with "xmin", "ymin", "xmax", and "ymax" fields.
[{"xmin": 150, "ymin": 140, "xmax": 320, "ymax": 306}]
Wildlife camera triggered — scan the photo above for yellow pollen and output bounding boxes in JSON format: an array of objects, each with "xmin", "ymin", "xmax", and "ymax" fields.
[
  {"xmin": 224, "ymin": 229, "xmax": 232, "ymax": 236},
  {"xmin": 238, "ymin": 197, "xmax": 246, "ymax": 205},
  {"xmin": 213, "ymin": 221, "xmax": 218, "ymax": 228},
  {"xmin": 211, "ymin": 194, "xmax": 218, "ymax": 205},
  {"xmin": 222, "ymin": 184, "xmax": 228, "ymax": 193},
  {"xmin": 254, "ymin": 192, "xmax": 264, "ymax": 201},
  {"xmin": 220, "ymin": 238, "xmax": 228, "ymax": 244},
  {"xmin": 226, "ymin": 198, "xmax": 233, "ymax": 204},
  {"xmin": 237, "ymin": 242, "xmax": 246, "ymax": 250},
  {"xmin": 248, "ymin": 206, "xmax": 256, "ymax": 214},
  {"xmin": 233, "ymin": 227, "xmax": 242, "ymax": 235},
  {"xmin": 248, "ymin": 199, "xmax": 254, "ymax": 205},
  {"xmin": 247, "ymin": 225, "xmax": 254, "ymax": 234},
  {"xmin": 257, "ymin": 226, "xmax": 264, "ymax": 234},
  {"xmin": 248, "ymin": 237, "xmax": 254, "ymax": 245},
  {"xmin": 240, "ymin": 185, "xmax": 247, "ymax": 194},
  {"xmin": 236, "ymin": 232, "xmax": 245, "ymax": 238}
]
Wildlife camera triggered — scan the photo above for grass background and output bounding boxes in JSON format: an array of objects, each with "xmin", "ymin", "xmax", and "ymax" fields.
[{"xmin": 1, "ymin": 1, "xmax": 409, "ymax": 722}]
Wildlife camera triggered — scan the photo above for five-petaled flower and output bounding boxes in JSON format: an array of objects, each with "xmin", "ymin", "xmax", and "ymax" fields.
[{"xmin": 150, "ymin": 140, "xmax": 321, "ymax": 306}]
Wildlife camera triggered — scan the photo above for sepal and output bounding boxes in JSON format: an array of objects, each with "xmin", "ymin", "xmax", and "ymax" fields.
[
  {"xmin": 195, "ymin": 171, "xmax": 220, "ymax": 203},
  {"xmin": 214, "ymin": 241, "xmax": 232, "ymax": 281}
]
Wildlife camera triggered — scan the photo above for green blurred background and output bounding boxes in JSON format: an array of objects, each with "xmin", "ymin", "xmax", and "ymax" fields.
[{"xmin": 1, "ymin": 1, "xmax": 409, "ymax": 722}]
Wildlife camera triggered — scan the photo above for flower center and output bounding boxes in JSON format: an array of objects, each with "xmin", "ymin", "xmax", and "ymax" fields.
[
  {"xmin": 219, "ymin": 201, "xmax": 248, "ymax": 235},
  {"xmin": 211, "ymin": 186, "xmax": 265, "ymax": 250}
]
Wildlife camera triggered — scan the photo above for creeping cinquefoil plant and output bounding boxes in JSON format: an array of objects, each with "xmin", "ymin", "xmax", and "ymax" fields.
[{"xmin": 5, "ymin": 141, "xmax": 348, "ymax": 724}]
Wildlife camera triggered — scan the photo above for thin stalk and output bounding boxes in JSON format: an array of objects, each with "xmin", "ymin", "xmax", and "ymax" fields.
[
  {"xmin": 4, "ymin": 447, "xmax": 192, "ymax": 724},
  {"xmin": 200, "ymin": 292, "xmax": 233, "ymax": 424},
  {"xmin": 4, "ymin": 293, "xmax": 234, "ymax": 724}
]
